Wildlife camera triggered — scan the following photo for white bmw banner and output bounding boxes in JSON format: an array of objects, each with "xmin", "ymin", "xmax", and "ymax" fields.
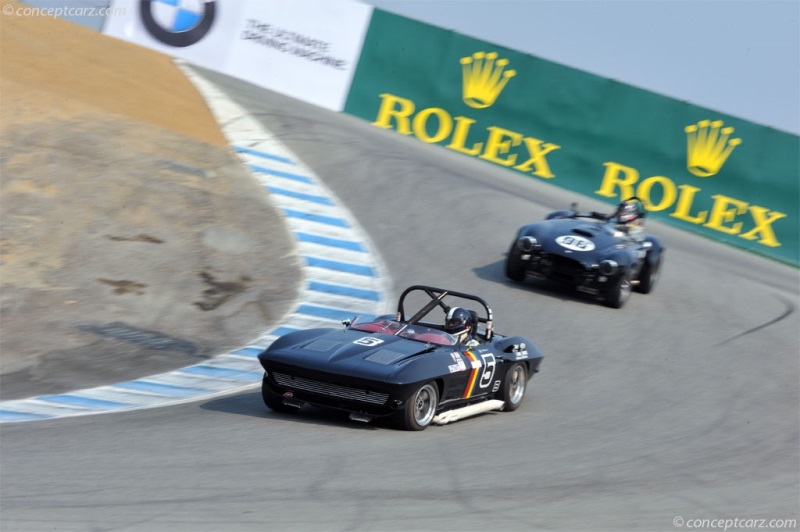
[
  {"xmin": 103, "ymin": 0, "xmax": 373, "ymax": 111},
  {"xmin": 103, "ymin": 0, "xmax": 245, "ymax": 71},
  {"xmin": 225, "ymin": 0, "xmax": 372, "ymax": 111}
]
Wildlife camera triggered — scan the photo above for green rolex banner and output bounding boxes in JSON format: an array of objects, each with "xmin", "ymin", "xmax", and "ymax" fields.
[{"xmin": 345, "ymin": 10, "xmax": 799, "ymax": 266}]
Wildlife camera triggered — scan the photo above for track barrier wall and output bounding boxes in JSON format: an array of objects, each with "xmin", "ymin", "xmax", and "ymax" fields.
[
  {"xmin": 345, "ymin": 10, "xmax": 800, "ymax": 266},
  {"xmin": 29, "ymin": 0, "xmax": 799, "ymax": 266}
]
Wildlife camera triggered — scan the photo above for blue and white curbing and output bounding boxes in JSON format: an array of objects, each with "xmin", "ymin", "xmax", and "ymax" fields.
[{"xmin": 0, "ymin": 63, "xmax": 393, "ymax": 423}]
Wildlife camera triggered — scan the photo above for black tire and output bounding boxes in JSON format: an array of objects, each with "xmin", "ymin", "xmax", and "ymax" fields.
[
  {"xmin": 635, "ymin": 255, "xmax": 662, "ymax": 294},
  {"xmin": 261, "ymin": 374, "xmax": 300, "ymax": 413},
  {"xmin": 604, "ymin": 274, "xmax": 632, "ymax": 309},
  {"xmin": 505, "ymin": 243, "xmax": 526, "ymax": 282},
  {"xmin": 500, "ymin": 362, "xmax": 527, "ymax": 412},
  {"xmin": 397, "ymin": 381, "xmax": 439, "ymax": 431}
]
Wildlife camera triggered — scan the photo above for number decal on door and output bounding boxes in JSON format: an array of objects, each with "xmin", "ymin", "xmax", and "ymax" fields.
[{"xmin": 478, "ymin": 353, "xmax": 496, "ymax": 389}]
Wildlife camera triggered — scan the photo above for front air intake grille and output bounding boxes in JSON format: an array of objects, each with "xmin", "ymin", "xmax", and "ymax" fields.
[
  {"xmin": 273, "ymin": 372, "xmax": 389, "ymax": 405},
  {"xmin": 548, "ymin": 255, "xmax": 587, "ymax": 283}
]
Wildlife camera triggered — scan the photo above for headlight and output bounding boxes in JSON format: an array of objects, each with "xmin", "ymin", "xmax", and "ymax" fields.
[
  {"xmin": 598, "ymin": 260, "xmax": 618, "ymax": 275},
  {"xmin": 517, "ymin": 236, "xmax": 539, "ymax": 252}
]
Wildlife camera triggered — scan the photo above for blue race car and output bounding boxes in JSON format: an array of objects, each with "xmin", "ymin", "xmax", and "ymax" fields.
[
  {"xmin": 506, "ymin": 197, "xmax": 665, "ymax": 308},
  {"xmin": 258, "ymin": 285, "xmax": 543, "ymax": 430}
]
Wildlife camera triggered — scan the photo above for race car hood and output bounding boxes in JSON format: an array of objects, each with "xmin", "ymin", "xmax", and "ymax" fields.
[
  {"xmin": 259, "ymin": 328, "xmax": 440, "ymax": 381},
  {"xmin": 524, "ymin": 219, "xmax": 631, "ymax": 256}
]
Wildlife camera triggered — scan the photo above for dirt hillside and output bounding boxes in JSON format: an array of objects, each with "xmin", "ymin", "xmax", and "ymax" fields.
[
  {"xmin": 0, "ymin": 1, "xmax": 301, "ymax": 399},
  {"xmin": 0, "ymin": 0, "xmax": 226, "ymax": 144}
]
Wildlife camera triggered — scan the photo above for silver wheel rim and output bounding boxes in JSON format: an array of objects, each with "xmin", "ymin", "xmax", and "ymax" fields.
[
  {"xmin": 508, "ymin": 366, "xmax": 526, "ymax": 405},
  {"xmin": 413, "ymin": 384, "xmax": 437, "ymax": 426}
]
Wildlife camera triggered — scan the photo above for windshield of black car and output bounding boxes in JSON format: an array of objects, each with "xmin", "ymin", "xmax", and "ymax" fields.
[{"xmin": 351, "ymin": 320, "xmax": 458, "ymax": 346}]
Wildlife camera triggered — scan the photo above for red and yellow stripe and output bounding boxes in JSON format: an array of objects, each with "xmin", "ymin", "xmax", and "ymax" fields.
[{"xmin": 462, "ymin": 351, "xmax": 481, "ymax": 399}]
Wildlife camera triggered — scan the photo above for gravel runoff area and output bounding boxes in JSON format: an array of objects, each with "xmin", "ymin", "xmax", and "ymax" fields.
[{"xmin": 0, "ymin": 0, "xmax": 301, "ymax": 400}]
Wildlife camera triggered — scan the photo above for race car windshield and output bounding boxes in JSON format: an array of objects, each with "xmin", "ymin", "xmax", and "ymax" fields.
[{"xmin": 351, "ymin": 319, "xmax": 458, "ymax": 346}]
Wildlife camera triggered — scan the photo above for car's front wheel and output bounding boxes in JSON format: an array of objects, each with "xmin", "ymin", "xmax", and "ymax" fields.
[
  {"xmin": 500, "ymin": 362, "xmax": 527, "ymax": 412},
  {"xmin": 261, "ymin": 374, "xmax": 301, "ymax": 413},
  {"xmin": 397, "ymin": 381, "xmax": 439, "ymax": 431},
  {"xmin": 604, "ymin": 274, "xmax": 632, "ymax": 309},
  {"xmin": 505, "ymin": 242, "xmax": 526, "ymax": 282}
]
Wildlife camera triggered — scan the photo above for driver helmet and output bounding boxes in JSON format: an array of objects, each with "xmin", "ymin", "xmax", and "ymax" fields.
[
  {"xmin": 615, "ymin": 201, "xmax": 641, "ymax": 225},
  {"xmin": 445, "ymin": 307, "xmax": 472, "ymax": 335}
]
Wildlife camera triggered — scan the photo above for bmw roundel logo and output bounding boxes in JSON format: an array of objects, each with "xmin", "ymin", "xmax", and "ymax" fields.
[{"xmin": 140, "ymin": 0, "xmax": 216, "ymax": 48}]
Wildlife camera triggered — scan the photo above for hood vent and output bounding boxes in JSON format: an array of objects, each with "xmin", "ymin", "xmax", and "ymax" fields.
[
  {"xmin": 304, "ymin": 339, "xmax": 344, "ymax": 352},
  {"xmin": 573, "ymin": 228, "xmax": 595, "ymax": 237},
  {"xmin": 365, "ymin": 349, "xmax": 407, "ymax": 365}
]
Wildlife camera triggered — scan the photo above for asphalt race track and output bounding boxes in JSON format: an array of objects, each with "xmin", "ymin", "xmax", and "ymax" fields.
[{"xmin": 2, "ymin": 71, "xmax": 798, "ymax": 532}]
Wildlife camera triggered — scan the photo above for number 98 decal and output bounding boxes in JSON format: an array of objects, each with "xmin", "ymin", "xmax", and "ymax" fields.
[{"xmin": 555, "ymin": 235, "xmax": 595, "ymax": 251}]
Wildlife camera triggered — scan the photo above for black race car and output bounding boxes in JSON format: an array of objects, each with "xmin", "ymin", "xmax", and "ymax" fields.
[
  {"xmin": 257, "ymin": 285, "xmax": 543, "ymax": 430},
  {"xmin": 505, "ymin": 197, "xmax": 664, "ymax": 308}
]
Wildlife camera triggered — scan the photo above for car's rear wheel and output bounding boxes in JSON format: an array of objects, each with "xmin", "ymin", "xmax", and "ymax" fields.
[
  {"xmin": 261, "ymin": 374, "xmax": 301, "ymax": 413},
  {"xmin": 398, "ymin": 381, "xmax": 439, "ymax": 431},
  {"xmin": 605, "ymin": 274, "xmax": 632, "ymax": 309},
  {"xmin": 500, "ymin": 362, "xmax": 527, "ymax": 412},
  {"xmin": 506, "ymin": 243, "xmax": 526, "ymax": 282},
  {"xmin": 635, "ymin": 254, "xmax": 662, "ymax": 294}
]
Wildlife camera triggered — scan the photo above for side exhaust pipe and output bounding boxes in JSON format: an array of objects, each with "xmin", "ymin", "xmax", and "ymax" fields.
[
  {"xmin": 349, "ymin": 412, "xmax": 374, "ymax": 423},
  {"xmin": 432, "ymin": 400, "xmax": 505, "ymax": 425}
]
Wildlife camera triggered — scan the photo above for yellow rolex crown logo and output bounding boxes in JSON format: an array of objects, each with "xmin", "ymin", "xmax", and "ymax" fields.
[
  {"xmin": 685, "ymin": 119, "xmax": 742, "ymax": 177},
  {"xmin": 460, "ymin": 51, "xmax": 516, "ymax": 109}
]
